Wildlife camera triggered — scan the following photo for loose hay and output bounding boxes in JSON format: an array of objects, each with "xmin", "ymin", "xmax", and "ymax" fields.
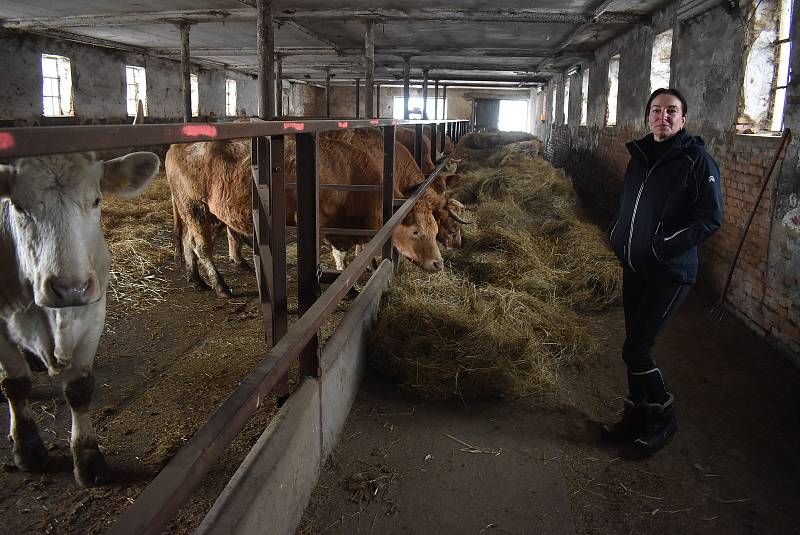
[
  {"xmin": 102, "ymin": 172, "xmax": 174, "ymax": 319},
  {"xmin": 369, "ymin": 132, "xmax": 622, "ymax": 400}
]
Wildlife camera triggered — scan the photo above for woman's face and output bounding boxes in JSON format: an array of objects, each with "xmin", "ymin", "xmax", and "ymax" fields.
[{"xmin": 648, "ymin": 94, "xmax": 686, "ymax": 141}]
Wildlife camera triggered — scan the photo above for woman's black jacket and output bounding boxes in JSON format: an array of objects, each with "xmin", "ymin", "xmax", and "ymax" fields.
[{"xmin": 608, "ymin": 129, "xmax": 723, "ymax": 284}]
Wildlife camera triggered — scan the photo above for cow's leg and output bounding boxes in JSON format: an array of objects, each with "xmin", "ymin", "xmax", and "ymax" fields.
[
  {"xmin": 183, "ymin": 230, "xmax": 211, "ymax": 291},
  {"xmin": 195, "ymin": 227, "xmax": 232, "ymax": 298},
  {"xmin": 0, "ymin": 335, "xmax": 48, "ymax": 472},
  {"xmin": 62, "ymin": 369, "xmax": 109, "ymax": 486},
  {"xmin": 227, "ymin": 228, "xmax": 251, "ymax": 271}
]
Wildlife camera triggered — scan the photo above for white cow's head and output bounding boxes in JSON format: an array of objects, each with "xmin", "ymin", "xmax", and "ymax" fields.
[{"xmin": 0, "ymin": 152, "xmax": 160, "ymax": 308}]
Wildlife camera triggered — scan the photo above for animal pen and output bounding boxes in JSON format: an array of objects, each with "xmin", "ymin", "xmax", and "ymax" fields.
[{"xmin": 0, "ymin": 117, "xmax": 470, "ymax": 534}]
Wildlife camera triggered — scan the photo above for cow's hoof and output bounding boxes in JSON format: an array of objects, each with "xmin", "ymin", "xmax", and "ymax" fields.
[
  {"xmin": 74, "ymin": 448, "xmax": 111, "ymax": 487},
  {"xmin": 13, "ymin": 436, "xmax": 49, "ymax": 472}
]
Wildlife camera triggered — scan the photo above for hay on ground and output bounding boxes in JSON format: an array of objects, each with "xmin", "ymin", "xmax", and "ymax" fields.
[{"xmin": 369, "ymin": 131, "xmax": 622, "ymax": 400}]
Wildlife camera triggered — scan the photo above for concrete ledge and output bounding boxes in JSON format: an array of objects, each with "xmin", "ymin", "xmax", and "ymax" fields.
[
  {"xmin": 196, "ymin": 259, "xmax": 393, "ymax": 535},
  {"xmin": 195, "ymin": 377, "xmax": 321, "ymax": 535}
]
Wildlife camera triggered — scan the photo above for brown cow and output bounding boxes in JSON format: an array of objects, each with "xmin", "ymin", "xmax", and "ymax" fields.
[
  {"xmin": 396, "ymin": 126, "xmax": 457, "ymax": 175},
  {"xmin": 166, "ymin": 136, "xmax": 446, "ymax": 296}
]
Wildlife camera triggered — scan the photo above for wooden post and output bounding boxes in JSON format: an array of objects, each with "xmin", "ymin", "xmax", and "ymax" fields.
[
  {"xmin": 295, "ymin": 133, "xmax": 321, "ymax": 378},
  {"xmin": 403, "ymin": 57, "xmax": 411, "ymax": 120},
  {"xmin": 257, "ymin": 0, "xmax": 275, "ymax": 119},
  {"xmin": 364, "ymin": 20, "xmax": 375, "ymax": 118},
  {"xmin": 178, "ymin": 22, "xmax": 192, "ymax": 123}
]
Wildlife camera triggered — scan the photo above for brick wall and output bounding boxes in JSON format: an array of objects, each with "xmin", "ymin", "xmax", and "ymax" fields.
[{"xmin": 546, "ymin": 125, "xmax": 798, "ymax": 357}]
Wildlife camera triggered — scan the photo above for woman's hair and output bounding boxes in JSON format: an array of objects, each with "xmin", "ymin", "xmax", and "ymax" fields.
[{"xmin": 645, "ymin": 88, "xmax": 688, "ymax": 122}]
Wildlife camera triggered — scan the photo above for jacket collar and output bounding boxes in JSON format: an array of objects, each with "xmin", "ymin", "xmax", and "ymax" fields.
[{"xmin": 626, "ymin": 129, "xmax": 690, "ymax": 167}]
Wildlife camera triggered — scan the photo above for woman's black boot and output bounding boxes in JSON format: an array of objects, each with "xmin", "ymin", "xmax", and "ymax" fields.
[
  {"xmin": 632, "ymin": 393, "xmax": 677, "ymax": 454},
  {"xmin": 601, "ymin": 398, "xmax": 644, "ymax": 443}
]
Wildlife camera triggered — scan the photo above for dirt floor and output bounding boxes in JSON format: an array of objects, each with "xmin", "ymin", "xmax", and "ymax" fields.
[{"xmin": 299, "ymin": 289, "xmax": 800, "ymax": 535}]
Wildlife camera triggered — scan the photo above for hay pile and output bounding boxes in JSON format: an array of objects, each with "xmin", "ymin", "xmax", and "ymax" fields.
[
  {"xmin": 101, "ymin": 173, "xmax": 174, "ymax": 320},
  {"xmin": 369, "ymin": 132, "xmax": 622, "ymax": 401}
]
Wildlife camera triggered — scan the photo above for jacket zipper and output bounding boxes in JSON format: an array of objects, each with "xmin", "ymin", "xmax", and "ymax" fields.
[{"xmin": 626, "ymin": 141, "xmax": 674, "ymax": 272}]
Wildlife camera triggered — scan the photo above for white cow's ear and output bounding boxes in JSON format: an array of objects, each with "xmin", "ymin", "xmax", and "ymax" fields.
[
  {"xmin": 0, "ymin": 165, "xmax": 13, "ymax": 198},
  {"xmin": 101, "ymin": 152, "xmax": 160, "ymax": 198}
]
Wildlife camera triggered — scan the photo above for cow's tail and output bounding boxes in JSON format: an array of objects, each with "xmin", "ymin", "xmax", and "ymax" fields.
[{"xmin": 171, "ymin": 191, "xmax": 184, "ymax": 266}]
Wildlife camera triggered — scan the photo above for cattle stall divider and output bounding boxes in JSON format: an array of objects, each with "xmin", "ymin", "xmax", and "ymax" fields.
[{"xmin": 0, "ymin": 118, "xmax": 471, "ymax": 534}]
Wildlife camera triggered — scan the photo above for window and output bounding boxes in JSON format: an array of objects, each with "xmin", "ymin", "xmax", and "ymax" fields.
[
  {"xmin": 772, "ymin": 0, "xmax": 793, "ymax": 131},
  {"xmin": 563, "ymin": 77, "xmax": 571, "ymax": 125},
  {"xmin": 225, "ymin": 79, "xmax": 237, "ymax": 116},
  {"xmin": 125, "ymin": 66, "xmax": 147, "ymax": 116},
  {"xmin": 580, "ymin": 69, "xmax": 589, "ymax": 126},
  {"xmin": 551, "ymin": 84, "xmax": 557, "ymax": 124},
  {"xmin": 741, "ymin": 0, "xmax": 794, "ymax": 132},
  {"xmin": 190, "ymin": 74, "xmax": 199, "ymax": 117},
  {"xmin": 392, "ymin": 96, "xmax": 446, "ymax": 119},
  {"xmin": 650, "ymin": 30, "xmax": 673, "ymax": 94},
  {"xmin": 606, "ymin": 55, "xmax": 620, "ymax": 126},
  {"xmin": 498, "ymin": 100, "xmax": 529, "ymax": 132},
  {"xmin": 41, "ymin": 54, "xmax": 73, "ymax": 117}
]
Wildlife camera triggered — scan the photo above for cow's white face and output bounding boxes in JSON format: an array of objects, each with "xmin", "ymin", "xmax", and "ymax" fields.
[
  {"xmin": 0, "ymin": 152, "xmax": 160, "ymax": 308},
  {"xmin": 393, "ymin": 209, "xmax": 443, "ymax": 273}
]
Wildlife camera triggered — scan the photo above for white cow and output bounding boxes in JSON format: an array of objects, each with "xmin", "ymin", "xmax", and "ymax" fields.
[{"xmin": 0, "ymin": 151, "xmax": 159, "ymax": 486}]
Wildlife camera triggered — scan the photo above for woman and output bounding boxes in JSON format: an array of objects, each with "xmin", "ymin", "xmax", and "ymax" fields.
[{"xmin": 602, "ymin": 88, "xmax": 723, "ymax": 455}]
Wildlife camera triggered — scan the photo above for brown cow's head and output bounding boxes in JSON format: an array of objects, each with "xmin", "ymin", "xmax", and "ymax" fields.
[
  {"xmin": 431, "ymin": 173, "xmax": 470, "ymax": 250},
  {"xmin": 394, "ymin": 185, "xmax": 445, "ymax": 273}
]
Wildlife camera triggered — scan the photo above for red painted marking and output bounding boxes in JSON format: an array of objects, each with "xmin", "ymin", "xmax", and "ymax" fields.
[
  {"xmin": 337, "ymin": 121, "xmax": 349, "ymax": 128},
  {"xmin": 283, "ymin": 122, "xmax": 305, "ymax": 131},
  {"xmin": 181, "ymin": 125, "xmax": 218, "ymax": 137},
  {"xmin": 369, "ymin": 119, "xmax": 380, "ymax": 125},
  {"xmin": 0, "ymin": 132, "xmax": 15, "ymax": 151}
]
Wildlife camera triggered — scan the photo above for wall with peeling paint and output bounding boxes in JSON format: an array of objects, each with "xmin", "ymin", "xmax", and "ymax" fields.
[
  {"xmin": 544, "ymin": 0, "xmax": 800, "ymax": 358},
  {"xmin": 0, "ymin": 30, "xmax": 258, "ymax": 124}
]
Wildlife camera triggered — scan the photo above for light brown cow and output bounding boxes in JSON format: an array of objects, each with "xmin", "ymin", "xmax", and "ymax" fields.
[
  {"xmin": 396, "ymin": 126, "xmax": 457, "ymax": 175},
  {"xmin": 166, "ymin": 135, "xmax": 447, "ymax": 296}
]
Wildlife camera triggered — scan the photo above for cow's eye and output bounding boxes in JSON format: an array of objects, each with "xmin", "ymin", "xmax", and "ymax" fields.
[
  {"xmin": 93, "ymin": 197, "xmax": 101, "ymax": 208},
  {"xmin": 412, "ymin": 228, "xmax": 422, "ymax": 238}
]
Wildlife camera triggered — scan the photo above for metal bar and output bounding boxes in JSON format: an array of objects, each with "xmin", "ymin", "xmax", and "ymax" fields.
[
  {"xmin": 364, "ymin": 20, "xmax": 375, "ymax": 118},
  {"xmin": 285, "ymin": 183, "xmax": 382, "ymax": 192},
  {"xmin": 439, "ymin": 122, "xmax": 446, "ymax": 155},
  {"xmin": 376, "ymin": 84, "xmax": 382, "ymax": 118},
  {"xmin": 430, "ymin": 121, "xmax": 438, "ymax": 160},
  {"xmin": 382, "ymin": 125, "xmax": 396, "ymax": 263},
  {"xmin": 320, "ymin": 228, "xmax": 378, "ymax": 236},
  {"xmin": 422, "ymin": 69, "xmax": 429, "ymax": 120},
  {"xmin": 252, "ymin": 139, "xmax": 274, "ymax": 314},
  {"xmin": 295, "ymin": 132, "xmax": 321, "ymax": 378},
  {"xmin": 269, "ymin": 135, "xmax": 290, "ymax": 398},
  {"xmin": 414, "ymin": 123, "xmax": 423, "ymax": 169},
  {"xmin": 355, "ymin": 78, "xmax": 361, "ymax": 119},
  {"xmin": 325, "ymin": 69, "xmax": 332, "ymax": 118},
  {"xmin": 403, "ymin": 58, "xmax": 411, "ymax": 120},
  {"xmin": 442, "ymin": 84, "xmax": 447, "ymax": 120},
  {"xmin": 178, "ymin": 22, "xmax": 192, "ymax": 123},
  {"xmin": 276, "ymin": 54, "xmax": 283, "ymax": 118},
  {"xmin": 434, "ymin": 79, "xmax": 439, "ymax": 120},
  {"xmin": 0, "ymin": 119, "xmax": 466, "ymax": 159}
]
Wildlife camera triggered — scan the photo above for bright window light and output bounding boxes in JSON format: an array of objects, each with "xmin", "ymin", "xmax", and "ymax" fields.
[
  {"xmin": 125, "ymin": 65, "xmax": 147, "ymax": 116},
  {"xmin": 225, "ymin": 79, "xmax": 237, "ymax": 116},
  {"xmin": 771, "ymin": 0, "xmax": 793, "ymax": 131},
  {"xmin": 551, "ymin": 84, "xmax": 557, "ymax": 124},
  {"xmin": 563, "ymin": 77, "xmax": 571, "ymax": 125},
  {"xmin": 393, "ymin": 96, "xmax": 446, "ymax": 119},
  {"xmin": 41, "ymin": 54, "xmax": 73, "ymax": 117},
  {"xmin": 606, "ymin": 55, "xmax": 620, "ymax": 126},
  {"xmin": 190, "ymin": 74, "xmax": 199, "ymax": 117},
  {"xmin": 580, "ymin": 69, "xmax": 589, "ymax": 126},
  {"xmin": 650, "ymin": 30, "xmax": 673, "ymax": 94},
  {"xmin": 498, "ymin": 100, "xmax": 529, "ymax": 132}
]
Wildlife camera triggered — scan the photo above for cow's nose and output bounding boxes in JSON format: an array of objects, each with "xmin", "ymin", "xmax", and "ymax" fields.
[
  {"xmin": 431, "ymin": 259, "xmax": 443, "ymax": 272},
  {"xmin": 45, "ymin": 275, "xmax": 96, "ymax": 307}
]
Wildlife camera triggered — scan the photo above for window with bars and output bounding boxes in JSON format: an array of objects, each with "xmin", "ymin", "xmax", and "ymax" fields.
[
  {"xmin": 650, "ymin": 30, "xmax": 673, "ymax": 94},
  {"xmin": 41, "ymin": 54, "xmax": 74, "ymax": 117},
  {"xmin": 125, "ymin": 65, "xmax": 147, "ymax": 116},
  {"xmin": 740, "ymin": 0, "xmax": 794, "ymax": 133},
  {"xmin": 225, "ymin": 79, "xmax": 238, "ymax": 116},
  {"xmin": 563, "ymin": 77, "xmax": 571, "ymax": 125},
  {"xmin": 551, "ymin": 83, "xmax": 557, "ymax": 124}
]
